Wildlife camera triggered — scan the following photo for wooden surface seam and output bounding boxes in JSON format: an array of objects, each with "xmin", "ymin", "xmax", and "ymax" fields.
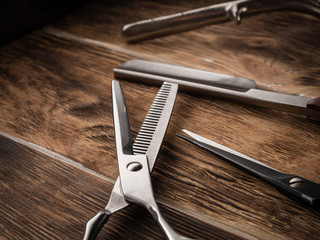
[
  {"xmin": 0, "ymin": 130, "xmax": 115, "ymax": 183},
  {"xmin": 0, "ymin": 131, "xmax": 255, "ymax": 240},
  {"xmin": 0, "ymin": 129, "xmax": 258, "ymax": 240}
]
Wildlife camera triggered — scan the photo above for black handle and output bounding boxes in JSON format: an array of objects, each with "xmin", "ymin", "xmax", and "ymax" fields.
[{"xmin": 273, "ymin": 175, "xmax": 320, "ymax": 215}]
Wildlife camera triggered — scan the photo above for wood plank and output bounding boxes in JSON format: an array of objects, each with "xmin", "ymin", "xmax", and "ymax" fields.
[
  {"xmin": 0, "ymin": 134, "xmax": 246, "ymax": 240},
  {"xmin": 1, "ymin": 31, "xmax": 320, "ymax": 239},
  {"xmin": 48, "ymin": 0, "xmax": 320, "ymax": 97}
]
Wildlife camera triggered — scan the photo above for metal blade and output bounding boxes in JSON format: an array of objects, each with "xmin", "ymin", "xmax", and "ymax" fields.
[
  {"xmin": 178, "ymin": 130, "xmax": 320, "ymax": 217},
  {"xmin": 114, "ymin": 60, "xmax": 320, "ymax": 117},
  {"xmin": 112, "ymin": 80, "xmax": 133, "ymax": 156},
  {"xmin": 133, "ymin": 82, "xmax": 178, "ymax": 170},
  {"xmin": 84, "ymin": 81, "xmax": 178, "ymax": 240},
  {"xmin": 178, "ymin": 129, "xmax": 285, "ymax": 180},
  {"xmin": 115, "ymin": 59, "xmax": 256, "ymax": 91}
]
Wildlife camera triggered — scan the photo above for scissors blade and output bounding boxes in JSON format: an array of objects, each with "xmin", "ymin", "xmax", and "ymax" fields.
[
  {"xmin": 133, "ymin": 82, "xmax": 178, "ymax": 170},
  {"xmin": 177, "ymin": 129, "xmax": 320, "ymax": 216},
  {"xmin": 178, "ymin": 129, "xmax": 284, "ymax": 180},
  {"xmin": 84, "ymin": 80, "xmax": 133, "ymax": 240},
  {"xmin": 84, "ymin": 81, "xmax": 178, "ymax": 240},
  {"xmin": 112, "ymin": 80, "xmax": 134, "ymax": 156}
]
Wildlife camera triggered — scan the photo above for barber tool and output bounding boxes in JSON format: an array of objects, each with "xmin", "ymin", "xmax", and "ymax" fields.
[
  {"xmin": 177, "ymin": 129, "xmax": 320, "ymax": 216},
  {"xmin": 84, "ymin": 80, "xmax": 195, "ymax": 240},
  {"xmin": 114, "ymin": 59, "xmax": 320, "ymax": 118},
  {"xmin": 122, "ymin": 0, "xmax": 320, "ymax": 43}
]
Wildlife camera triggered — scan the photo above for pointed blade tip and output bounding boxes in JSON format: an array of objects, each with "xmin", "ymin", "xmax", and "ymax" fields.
[{"xmin": 112, "ymin": 79, "xmax": 134, "ymax": 155}]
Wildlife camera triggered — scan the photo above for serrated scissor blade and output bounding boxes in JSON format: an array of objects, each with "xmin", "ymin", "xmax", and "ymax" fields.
[
  {"xmin": 133, "ymin": 82, "xmax": 178, "ymax": 170},
  {"xmin": 84, "ymin": 81, "xmax": 178, "ymax": 240}
]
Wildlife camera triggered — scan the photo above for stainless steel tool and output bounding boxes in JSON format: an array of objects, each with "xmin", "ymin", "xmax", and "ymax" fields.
[
  {"xmin": 84, "ymin": 80, "xmax": 195, "ymax": 240},
  {"xmin": 114, "ymin": 59, "xmax": 320, "ymax": 118},
  {"xmin": 177, "ymin": 129, "xmax": 320, "ymax": 216},
  {"xmin": 122, "ymin": 0, "xmax": 320, "ymax": 43}
]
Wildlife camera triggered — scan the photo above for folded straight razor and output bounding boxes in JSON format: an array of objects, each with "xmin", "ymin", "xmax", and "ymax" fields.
[{"xmin": 114, "ymin": 59, "xmax": 320, "ymax": 118}]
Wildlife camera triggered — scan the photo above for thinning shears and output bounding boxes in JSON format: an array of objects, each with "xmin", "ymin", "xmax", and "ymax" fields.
[
  {"xmin": 178, "ymin": 129, "xmax": 320, "ymax": 216},
  {"xmin": 84, "ymin": 80, "xmax": 194, "ymax": 239}
]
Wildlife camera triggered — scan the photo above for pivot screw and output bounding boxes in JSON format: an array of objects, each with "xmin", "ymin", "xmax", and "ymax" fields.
[
  {"xmin": 127, "ymin": 162, "xmax": 143, "ymax": 172},
  {"xmin": 289, "ymin": 177, "xmax": 304, "ymax": 189}
]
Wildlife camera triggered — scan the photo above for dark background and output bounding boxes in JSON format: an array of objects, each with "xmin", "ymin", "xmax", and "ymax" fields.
[{"xmin": 0, "ymin": 0, "xmax": 89, "ymax": 46}]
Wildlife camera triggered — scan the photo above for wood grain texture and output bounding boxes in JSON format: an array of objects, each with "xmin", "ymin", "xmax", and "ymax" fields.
[
  {"xmin": 1, "ymin": 31, "xmax": 320, "ymax": 239},
  {"xmin": 49, "ymin": 0, "xmax": 320, "ymax": 97},
  {"xmin": 0, "ymin": 134, "xmax": 244, "ymax": 240},
  {"xmin": 0, "ymin": 0, "xmax": 320, "ymax": 239}
]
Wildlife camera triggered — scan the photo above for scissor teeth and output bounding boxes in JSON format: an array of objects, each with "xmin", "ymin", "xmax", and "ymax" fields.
[
  {"xmin": 161, "ymin": 83, "xmax": 171, "ymax": 87},
  {"xmin": 149, "ymin": 108, "xmax": 163, "ymax": 113},
  {"xmin": 155, "ymin": 97, "xmax": 167, "ymax": 100},
  {"xmin": 146, "ymin": 116, "xmax": 160, "ymax": 121},
  {"xmin": 154, "ymin": 100, "xmax": 166, "ymax": 104},
  {"xmin": 136, "ymin": 132, "xmax": 153, "ymax": 137},
  {"xmin": 133, "ymin": 150, "xmax": 147, "ymax": 155},
  {"xmin": 141, "ymin": 126, "xmax": 157, "ymax": 131},
  {"xmin": 157, "ymin": 89, "xmax": 170, "ymax": 96},
  {"xmin": 131, "ymin": 82, "xmax": 175, "ymax": 155},
  {"xmin": 156, "ymin": 92, "xmax": 169, "ymax": 96},
  {"xmin": 161, "ymin": 87, "xmax": 171, "ymax": 90},
  {"xmin": 133, "ymin": 144, "xmax": 150, "ymax": 150},
  {"xmin": 152, "ymin": 102, "xmax": 165, "ymax": 106},
  {"xmin": 133, "ymin": 145, "xmax": 149, "ymax": 150},
  {"xmin": 145, "ymin": 115, "xmax": 160, "ymax": 120},
  {"xmin": 142, "ymin": 122, "xmax": 158, "ymax": 126},
  {"xmin": 159, "ymin": 87, "xmax": 171, "ymax": 91},
  {"xmin": 151, "ymin": 100, "xmax": 166, "ymax": 107},
  {"xmin": 139, "ymin": 127, "xmax": 155, "ymax": 132},
  {"xmin": 150, "ymin": 105, "xmax": 164, "ymax": 109},
  {"xmin": 147, "ymin": 113, "xmax": 161, "ymax": 118},
  {"xmin": 149, "ymin": 108, "xmax": 163, "ymax": 112},
  {"xmin": 143, "ymin": 119, "xmax": 158, "ymax": 123},
  {"xmin": 138, "ymin": 132, "xmax": 155, "ymax": 136},
  {"xmin": 144, "ymin": 119, "xmax": 159, "ymax": 124},
  {"xmin": 135, "ymin": 136, "xmax": 153, "ymax": 141},
  {"xmin": 157, "ymin": 94, "xmax": 169, "ymax": 99},
  {"xmin": 136, "ymin": 137, "xmax": 153, "ymax": 141},
  {"xmin": 143, "ymin": 122, "xmax": 158, "ymax": 127},
  {"xmin": 136, "ymin": 133, "xmax": 153, "ymax": 139},
  {"xmin": 155, "ymin": 95, "xmax": 168, "ymax": 99},
  {"xmin": 161, "ymin": 88, "xmax": 171, "ymax": 92},
  {"xmin": 134, "ymin": 138, "xmax": 152, "ymax": 144},
  {"xmin": 133, "ymin": 143, "xmax": 150, "ymax": 149},
  {"xmin": 141, "ymin": 124, "xmax": 156, "ymax": 129},
  {"xmin": 133, "ymin": 141, "xmax": 150, "ymax": 146},
  {"xmin": 141, "ymin": 126, "xmax": 156, "ymax": 131},
  {"xmin": 133, "ymin": 141, "xmax": 149, "ymax": 145},
  {"xmin": 133, "ymin": 145, "xmax": 149, "ymax": 152}
]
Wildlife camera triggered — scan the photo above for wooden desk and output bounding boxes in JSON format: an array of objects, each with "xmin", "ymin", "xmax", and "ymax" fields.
[{"xmin": 0, "ymin": 0, "xmax": 319, "ymax": 239}]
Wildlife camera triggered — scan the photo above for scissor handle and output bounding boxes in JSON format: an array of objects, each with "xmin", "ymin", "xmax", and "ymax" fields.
[
  {"xmin": 83, "ymin": 209, "xmax": 112, "ymax": 240},
  {"xmin": 273, "ymin": 175, "xmax": 320, "ymax": 216},
  {"xmin": 122, "ymin": 0, "xmax": 320, "ymax": 43}
]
